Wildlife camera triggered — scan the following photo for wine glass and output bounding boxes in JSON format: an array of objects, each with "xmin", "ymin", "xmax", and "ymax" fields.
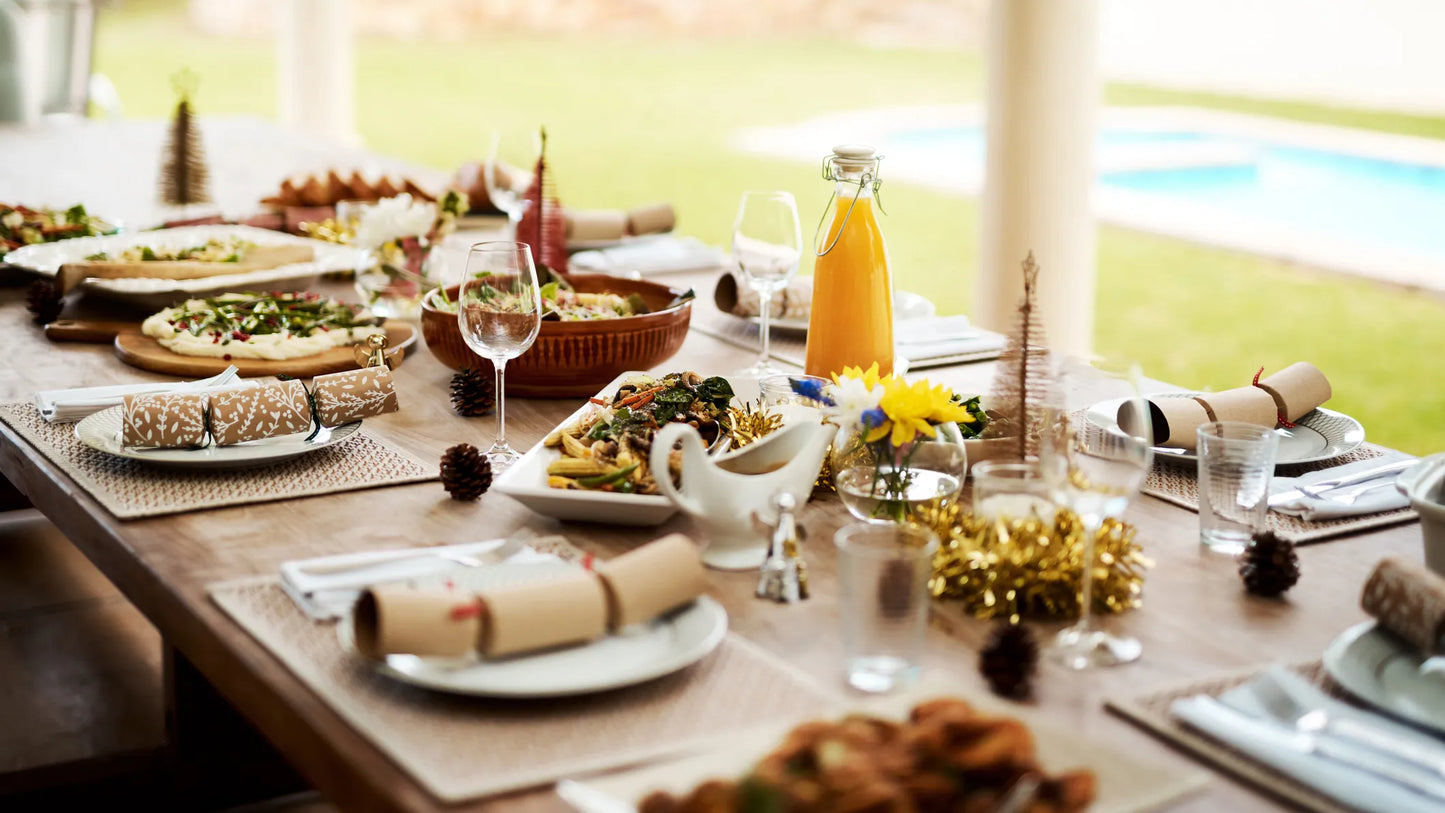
[
  {"xmin": 457, "ymin": 241, "xmax": 543, "ymax": 470},
  {"xmin": 732, "ymin": 191, "xmax": 802, "ymax": 377},
  {"xmin": 1039, "ymin": 356, "xmax": 1153, "ymax": 669},
  {"xmin": 483, "ymin": 129, "xmax": 537, "ymax": 228}
]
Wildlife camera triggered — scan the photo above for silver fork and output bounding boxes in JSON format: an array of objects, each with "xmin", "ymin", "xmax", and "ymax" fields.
[
  {"xmin": 1253, "ymin": 672, "xmax": 1445, "ymax": 778},
  {"xmin": 1321, "ymin": 479, "xmax": 1397, "ymax": 506}
]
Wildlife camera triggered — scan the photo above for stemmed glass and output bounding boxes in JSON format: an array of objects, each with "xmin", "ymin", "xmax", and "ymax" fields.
[
  {"xmin": 457, "ymin": 241, "xmax": 542, "ymax": 470},
  {"xmin": 484, "ymin": 130, "xmax": 535, "ymax": 229},
  {"xmin": 1039, "ymin": 356, "xmax": 1154, "ymax": 669},
  {"xmin": 732, "ymin": 191, "xmax": 802, "ymax": 377}
]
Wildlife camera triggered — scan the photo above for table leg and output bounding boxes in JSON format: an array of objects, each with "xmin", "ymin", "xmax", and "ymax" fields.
[
  {"xmin": 164, "ymin": 644, "xmax": 310, "ymax": 809},
  {"xmin": 0, "ymin": 471, "xmax": 31, "ymax": 512}
]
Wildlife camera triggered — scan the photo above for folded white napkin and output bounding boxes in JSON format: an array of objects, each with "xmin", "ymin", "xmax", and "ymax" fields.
[
  {"xmin": 279, "ymin": 537, "xmax": 561, "ymax": 620},
  {"xmin": 35, "ymin": 365, "xmax": 240, "ymax": 423},
  {"xmin": 895, "ymin": 315, "xmax": 1006, "ymax": 363},
  {"xmin": 570, "ymin": 236, "xmax": 725, "ymax": 276},
  {"xmin": 1171, "ymin": 666, "xmax": 1445, "ymax": 813},
  {"xmin": 1270, "ymin": 453, "xmax": 1416, "ymax": 520}
]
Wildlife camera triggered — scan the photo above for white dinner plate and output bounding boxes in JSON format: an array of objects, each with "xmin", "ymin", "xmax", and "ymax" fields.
[
  {"xmin": 1322, "ymin": 621, "xmax": 1445, "ymax": 735},
  {"xmin": 736, "ymin": 286, "xmax": 936, "ymax": 332},
  {"xmin": 493, "ymin": 372, "xmax": 763, "ymax": 526},
  {"xmin": 75, "ymin": 405, "xmax": 360, "ymax": 469},
  {"xmin": 338, "ymin": 561, "xmax": 729, "ymax": 698},
  {"xmin": 1085, "ymin": 392, "xmax": 1365, "ymax": 466},
  {"xmin": 3, "ymin": 224, "xmax": 366, "ymax": 307}
]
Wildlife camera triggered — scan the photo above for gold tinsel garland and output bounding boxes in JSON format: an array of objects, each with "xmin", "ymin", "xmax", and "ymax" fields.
[
  {"xmin": 918, "ymin": 504, "xmax": 1152, "ymax": 623},
  {"xmin": 721, "ymin": 402, "xmax": 784, "ymax": 449}
]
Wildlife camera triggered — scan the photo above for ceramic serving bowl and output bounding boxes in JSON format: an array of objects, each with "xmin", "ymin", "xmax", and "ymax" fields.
[
  {"xmin": 420, "ymin": 274, "xmax": 693, "ymax": 398},
  {"xmin": 1398, "ymin": 453, "xmax": 1445, "ymax": 575}
]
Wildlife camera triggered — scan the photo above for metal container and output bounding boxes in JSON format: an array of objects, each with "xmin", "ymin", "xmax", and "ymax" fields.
[
  {"xmin": 1398, "ymin": 453, "xmax": 1445, "ymax": 575},
  {"xmin": 0, "ymin": 0, "xmax": 98, "ymax": 124}
]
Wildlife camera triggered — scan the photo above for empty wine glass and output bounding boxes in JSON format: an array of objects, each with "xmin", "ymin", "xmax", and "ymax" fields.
[
  {"xmin": 1039, "ymin": 356, "xmax": 1153, "ymax": 669},
  {"xmin": 457, "ymin": 241, "xmax": 543, "ymax": 470},
  {"xmin": 733, "ymin": 191, "xmax": 802, "ymax": 377},
  {"xmin": 484, "ymin": 129, "xmax": 537, "ymax": 228}
]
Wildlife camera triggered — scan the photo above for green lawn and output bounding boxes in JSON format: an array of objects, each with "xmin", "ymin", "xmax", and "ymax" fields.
[{"xmin": 94, "ymin": 2, "xmax": 1445, "ymax": 455}]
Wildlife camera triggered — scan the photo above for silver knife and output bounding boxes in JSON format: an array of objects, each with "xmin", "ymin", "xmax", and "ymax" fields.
[{"xmin": 1269, "ymin": 459, "xmax": 1416, "ymax": 508}]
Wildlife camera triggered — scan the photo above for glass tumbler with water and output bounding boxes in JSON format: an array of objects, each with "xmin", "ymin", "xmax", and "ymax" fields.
[
  {"xmin": 1197, "ymin": 422, "xmax": 1279, "ymax": 554},
  {"xmin": 835, "ymin": 523, "xmax": 938, "ymax": 693}
]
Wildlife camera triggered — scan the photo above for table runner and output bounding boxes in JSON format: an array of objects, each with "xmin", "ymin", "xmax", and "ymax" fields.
[
  {"xmin": 209, "ymin": 576, "xmax": 837, "ymax": 803},
  {"xmin": 0, "ymin": 402, "xmax": 436, "ymax": 519},
  {"xmin": 1107, "ymin": 662, "xmax": 1352, "ymax": 813},
  {"xmin": 1141, "ymin": 443, "xmax": 1417, "ymax": 544}
]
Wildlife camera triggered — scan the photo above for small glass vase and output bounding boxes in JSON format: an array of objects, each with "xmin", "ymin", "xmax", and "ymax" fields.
[
  {"xmin": 354, "ymin": 237, "xmax": 446, "ymax": 321},
  {"xmin": 833, "ymin": 421, "xmax": 968, "ymax": 523}
]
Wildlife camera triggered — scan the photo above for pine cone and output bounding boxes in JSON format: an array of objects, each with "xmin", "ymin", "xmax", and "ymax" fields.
[
  {"xmin": 1239, "ymin": 530, "xmax": 1300, "ymax": 597},
  {"xmin": 440, "ymin": 443, "xmax": 492, "ymax": 501},
  {"xmin": 979, "ymin": 622, "xmax": 1039, "ymax": 699},
  {"xmin": 450, "ymin": 367, "xmax": 496, "ymax": 417},
  {"xmin": 26, "ymin": 280, "xmax": 62, "ymax": 325}
]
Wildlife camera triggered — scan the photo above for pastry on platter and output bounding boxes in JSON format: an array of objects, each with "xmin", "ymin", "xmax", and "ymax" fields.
[
  {"xmin": 141, "ymin": 292, "xmax": 385, "ymax": 361},
  {"xmin": 58, "ymin": 237, "xmax": 315, "ymax": 293},
  {"xmin": 641, "ymin": 698, "xmax": 1095, "ymax": 813},
  {"xmin": 260, "ymin": 170, "xmax": 439, "ymax": 209}
]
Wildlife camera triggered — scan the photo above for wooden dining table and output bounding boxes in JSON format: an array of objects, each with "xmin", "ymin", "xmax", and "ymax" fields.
[{"xmin": 0, "ymin": 118, "xmax": 1427, "ymax": 813}]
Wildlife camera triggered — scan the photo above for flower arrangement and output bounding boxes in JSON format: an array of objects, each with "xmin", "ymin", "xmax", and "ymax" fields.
[
  {"xmin": 793, "ymin": 364, "xmax": 986, "ymax": 522},
  {"xmin": 351, "ymin": 190, "xmax": 468, "ymax": 316}
]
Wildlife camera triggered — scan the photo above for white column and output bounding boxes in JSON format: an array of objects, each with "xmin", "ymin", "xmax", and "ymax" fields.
[
  {"xmin": 975, "ymin": 0, "xmax": 1100, "ymax": 356},
  {"xmin": 278, "ymin": 0, "xmax": 357, "ymax": 146}
]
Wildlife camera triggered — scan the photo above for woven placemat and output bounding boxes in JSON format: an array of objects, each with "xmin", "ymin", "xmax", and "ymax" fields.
[
  {"xmin": 1143, "ymin": 444, "xmax": 1417, "ymax": 544},
  {"xmin": 1106, "ymin": 662, "xmax": 1352, "ymax": 813},
  {"xmin": 209, "ymin": 576, "xmax": 837, "ymax": 804},
  {"xmin": 0, "ymin": 402, "xmax": 437, "ymax": 519}
]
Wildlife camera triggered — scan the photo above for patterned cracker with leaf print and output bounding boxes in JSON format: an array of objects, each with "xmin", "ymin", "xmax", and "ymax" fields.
[
  {"xmin": 120, "ymin": 391, "xmax": 209, "ymax": 448},
  {"xmin": 312, "ymin": 367, "xmax": 399, "ymax": 427},
  {"xmin": 209, "ymin": 380, "xmax": 313, "ymax": 446}
]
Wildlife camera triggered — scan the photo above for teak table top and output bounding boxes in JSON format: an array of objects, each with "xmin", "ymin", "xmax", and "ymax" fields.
[{"xmin": 0, "ymin": 119, "xmax": 1425, "ymax": 813}]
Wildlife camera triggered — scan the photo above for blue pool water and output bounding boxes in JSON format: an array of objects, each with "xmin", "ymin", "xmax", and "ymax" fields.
[{"xmin": 887, "ymin": 127, "xmax": 1445, "ymax": 260}]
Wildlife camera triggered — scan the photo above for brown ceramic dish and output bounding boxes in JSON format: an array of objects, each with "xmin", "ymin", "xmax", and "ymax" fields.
[{"xmin": 420, "ymin": 274, "xmax": 694, "ymax": 397}]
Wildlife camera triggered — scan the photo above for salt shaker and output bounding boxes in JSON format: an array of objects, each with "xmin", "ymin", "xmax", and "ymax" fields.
[{"xmin": 756, "ymin": 492, "xmax": 807, "ymax": 603}]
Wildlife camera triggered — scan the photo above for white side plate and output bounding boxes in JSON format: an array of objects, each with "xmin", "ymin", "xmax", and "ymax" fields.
[
  {"xmin": 1323, "ymin": 621, "xmax": 1445, "ymax": 735},
  {"xmin": 339, "ymin": 561, "xmax": 729, "ymax": 698},
  {"xmin": 1086, "ymin": 392, "xmax": 1365, "ymax": 466},
  {"xmin": 75, "ymin": 405, "xmax": 360, "ymax": 469}
]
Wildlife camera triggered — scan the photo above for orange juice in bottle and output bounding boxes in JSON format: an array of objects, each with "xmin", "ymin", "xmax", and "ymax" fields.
[{"xmin": 805, "ymin": 145, "xmax": 894, "ymax": 379}]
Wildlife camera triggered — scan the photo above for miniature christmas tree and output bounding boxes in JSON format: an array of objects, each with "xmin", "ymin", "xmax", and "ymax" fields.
[
  {"xmin": 158, "ymin": 71, "xmax": 212, "ymax": 207},
  {"xmin": 983, "ymin": 252, "xmax": 1053, "ymax": 461},
  {"xmin": 515, "ymin": 127, "xmax": 568, "ymax": 273}
]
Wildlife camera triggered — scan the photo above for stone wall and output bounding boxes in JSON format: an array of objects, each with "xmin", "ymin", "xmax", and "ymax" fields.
[{"xmin": 188, "ymin": 0, "xmax": 987, "ymax": 47}]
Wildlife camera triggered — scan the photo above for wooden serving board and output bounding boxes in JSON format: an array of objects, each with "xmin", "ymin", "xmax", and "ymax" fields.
[{"xmin": 113, "ymin": 322, "xmax": 415, "ymax": 378}]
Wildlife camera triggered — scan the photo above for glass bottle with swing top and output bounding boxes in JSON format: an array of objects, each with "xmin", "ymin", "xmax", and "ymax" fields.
[{"xmin": 804, "ymin": 144, "xmax": 894, "ymax": 379}]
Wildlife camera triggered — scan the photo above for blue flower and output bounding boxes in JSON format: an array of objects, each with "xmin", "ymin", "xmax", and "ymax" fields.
[
  {"xmin": 860, "ymin": 406, "xmax": 887, "ymax": 429},
  {"xmin": 791, "ymin": 377, "xmax": 835, "ymax": 407}
]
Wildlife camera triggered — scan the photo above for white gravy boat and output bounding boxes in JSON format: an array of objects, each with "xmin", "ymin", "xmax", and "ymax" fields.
[{"xmin": 650, "ymin": 415, "xmax": 832, "ymax": 570}]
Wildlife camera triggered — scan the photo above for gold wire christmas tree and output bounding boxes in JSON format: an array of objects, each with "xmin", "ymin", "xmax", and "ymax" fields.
[
  {"xmin": 983, "ymin": 252, "xmax": 1053, "ymax": 461},
  {"xmin": 158, "ymin": 71, "xmax": 212, "ymax": 207}
]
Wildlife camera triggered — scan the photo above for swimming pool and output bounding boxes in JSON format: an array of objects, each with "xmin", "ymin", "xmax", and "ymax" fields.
[{"xmin": 887, "ymin": 126, "xmax": 1445, "ymax": 262}]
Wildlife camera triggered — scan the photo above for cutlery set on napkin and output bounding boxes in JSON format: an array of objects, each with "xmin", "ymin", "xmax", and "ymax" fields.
[
  {"xmin": 1172, "ymin": 557, "xmax": 1445, "ymax": 812},
  {"xmin": 35, "ymin": 365, "xmax": 240, "ymax": 423},
  {"xmin": 1269, "ymin": 455, "xmax": 1418, "ymax": 520}
]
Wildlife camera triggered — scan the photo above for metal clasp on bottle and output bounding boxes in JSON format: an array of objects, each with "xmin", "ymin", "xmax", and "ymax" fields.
[{"xmin": 813, "ymin": 154, "xmax": 886, "ymax": 257}]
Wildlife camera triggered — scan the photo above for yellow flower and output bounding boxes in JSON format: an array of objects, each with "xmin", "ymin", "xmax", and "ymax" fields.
[
  {"xmin": 834, "ymin": 362, "xmax": 883, "ymax": 392},
  {"xmin": 926, "ymin": 382, "xmax": 975, "ymax": 424},
  {"xmin": 878, "ymin": 377, "xmax": 939, "ymax": 446}
]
